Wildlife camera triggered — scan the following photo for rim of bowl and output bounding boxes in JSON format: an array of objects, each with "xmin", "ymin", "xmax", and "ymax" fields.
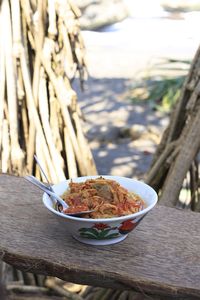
[{"xmin": 43, "ymin": 175, "xmax": 158, "ymax": 223}]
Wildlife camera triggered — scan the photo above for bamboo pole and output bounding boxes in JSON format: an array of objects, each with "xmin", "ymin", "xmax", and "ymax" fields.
[
  {"xmin": 2, "ymin": 120, "xmax": 10, "ymax": 173},
  {"xmin": 49, "ymin": 82, "xmax": 63, "ymax": 152},
  {"xmin": 0, "ymin": 0, "xmax": 97, "ymax": 181},
  {"xmin": 40, "ymin": 54, "xmax": 87, "ymax": 175},
  {"xmin": 73, "ymin": 111, "xmax": 97, "ymax": 175},
  {"xmin": 38, "ymin": 67, "xmax": 65, "ymax": 180},
  {"xmin": 47, "ymin": 0, "xmax": 57, "ymax": 38},
  {"xmin": 2, "ymin": 0, "xmax": 25, "ymax": 174},
  {"xmin": 11, "ymin": 0, "xmax": 22, "ymax": 56},
  {"xmin": 59, "ymin": 20, "xmax": 75, "ymax": 78},
  {"xmin": 64, "ymin": 127, "xmax": 78, "ymax": 178},
  {"xmin": 27, "ymin": 0, "xmax": 45, "ymax": 174},
  {"xmin": 20, "ymin": 47, "xmax": 58, "ymax": 182},
  {"xmin": 0, "ymin": 261, "xmax": 7, "ymax": 300},
  {"xmin": 0, "ymin": 13, "xmax": 5, "ymax": 158},
  {"xmin": 20, "ymin": 0, "xmax": 34, "ymax": 34}
]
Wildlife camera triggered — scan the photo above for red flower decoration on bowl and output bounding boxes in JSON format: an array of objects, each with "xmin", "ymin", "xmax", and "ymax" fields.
[
  {"xmin": 93, "ymin": 223, "xmax": 110, "ymax": 230},
  {"xmin": 118, "ymin": 220, "xmax": 137, "ymax": 234}
]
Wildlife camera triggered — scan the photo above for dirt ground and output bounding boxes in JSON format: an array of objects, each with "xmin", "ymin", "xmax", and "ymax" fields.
[
  {"xmin": 73, "ymin": 5, "xmax": 199, "ymax": 179},
  {"xmin": 74, "ymin": 77, "xmax": 169, "ymax": 179}
]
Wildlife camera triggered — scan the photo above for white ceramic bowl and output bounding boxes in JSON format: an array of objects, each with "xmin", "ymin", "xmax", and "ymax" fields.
[{"xmin": 43, "ymin": 176, "xmax": 158, "ymax": 245}]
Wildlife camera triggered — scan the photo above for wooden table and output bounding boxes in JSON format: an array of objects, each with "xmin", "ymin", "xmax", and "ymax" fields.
[{"xmin": 1, "ymin": 174, "xmax": 200, "ymax": 299}]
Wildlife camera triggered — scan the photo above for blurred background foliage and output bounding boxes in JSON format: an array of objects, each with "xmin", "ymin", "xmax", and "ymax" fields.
[{"xmin": 130, "ymin": 58, "xmax": 191, "ymax": 112}]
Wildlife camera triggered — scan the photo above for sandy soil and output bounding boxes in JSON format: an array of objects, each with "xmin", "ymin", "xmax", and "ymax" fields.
[
  {"xmin": 73, "ymin": 77, "xmax": 169, "ymax": 179},
  {"xmin": 73, "ymin": 6, "xmax": 199, "ymax": 179}
]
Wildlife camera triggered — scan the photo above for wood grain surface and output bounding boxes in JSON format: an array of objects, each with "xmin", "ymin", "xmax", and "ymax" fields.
[{"xmin": 1, "ymin": 173, "xmax": 200, "ymax": 299}]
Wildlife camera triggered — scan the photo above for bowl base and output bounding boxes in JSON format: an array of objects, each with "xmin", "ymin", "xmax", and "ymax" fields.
[{"xmin": 72, "ymin": 234, "xmax": 128, "ymax": 246}]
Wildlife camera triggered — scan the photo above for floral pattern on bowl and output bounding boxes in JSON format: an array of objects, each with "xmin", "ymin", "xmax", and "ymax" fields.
[
  {"xmin": 78, "ymin": 216, "xmax": 146, "ymax": 240},
  {"xmin": 79, "ymin": 223, "xmax": 119, "ymax": 240}
]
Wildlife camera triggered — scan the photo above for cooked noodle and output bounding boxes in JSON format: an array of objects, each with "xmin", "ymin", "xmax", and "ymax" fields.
[{"xmin": 61, "ymin": 177, "xmax": 146, "ymax": 218}]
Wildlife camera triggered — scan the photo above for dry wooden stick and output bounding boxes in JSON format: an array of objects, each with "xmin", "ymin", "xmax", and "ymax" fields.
[
  {"xmin": 59, "ymin": 20, "xmax": 75, "ymax": 78},
  {"xmin": 20, "ymin": 47, "xmax": 57, "ymax": 182},
  {"xmin": 0, "ymin": 0, "xmax": 96, "ymax": 183},
  {"xmin": 21, "ymin": 7, "xmax": 30, "ymax": 68},
  {"xmin": 11, "ymin": 0, "xmax": 22, "ymax": 57},
  {"xmin": 32, "ymin": 0, "xmax": 46, "ymax": 99},
  {"xmin": 159, "ymin": 108, "xmax": 200, "ymax": 207},
  {"xmin": 166, "ymin": 45, "xmax": 200, "ymax": 144},
  {"xmin": 0, "ymin": 261, "xmax": 7, "ymax": 300},
  {"xmin": 20, "ymin": 0, "xmax": 34, "ymax": 35},
  {"xmin": 35, "ymin": 134, "xmax": 52, "ymax": 182},
  {"xmin": 41, "ymin": 44, "xmax": 72, "ymax": 106},
  {"xmin": 38, "ymin": 67, "xmax": 65, "ymax": 180},
  {"xmin": 151, "ymin": 45, "xmax": 200, "ymax": 168},
  {"xmin": 45, "ymin": 278, "xmax": 84, "ymax": 300},
  {"xmin": 68, "ymin": 0, "xmax": 82, "ymax": 19},
  {"xmin": 27, "ymin": 0, "xmax": 45, "ymax": 173},
  {"xmin": 64, "ymin": 127, "xmax": 78, "ymax": 178},
  {"xmin": 190, "ymin": 160, "xmax": 199, "ymax": 211},
  {"xmin": 47, "ymin": 0, "xmax": 57, "ymax": 37},
  {"xmin": 59, "ymin": 103, "xmax": 87, "ymax": 175},
  {"xmin": 20, "ymin": 0, "xmax": 35, "ymax": 54},
  {"xmin": 49, "ymin": 82, "xmax": 63, "ymax": 153},
  {"xmin": 2, "ymin": 120, "xmax": 10, "ymax": 173},
  {"xmin": 145, "ymin": 141, "xmax": 178, "ymax": 188},
  {"xmin": 0, "ymin": 14, "xmax": 5, "ymax": 158},
  {"xmin": 41, "ymin": 54, "xmax": 87, "ymax": 175},
  {"xmin": 148, "ymin": 46, "xmax": 200, "ymax": 208},
  {"xmin": 73, "ymin": 111, "xmax": 97, "ymax": 175},
  {"xmin": 57, "ymin": 0, "xmax": 87, "ymax": 84},
  {"xmin": 7, "ymin": 284, "xmax": 48, "ymax": 294},
  {"xmin": 8, "ymin": 295, "xmax": 64, "ymax": 300},
  {"xmin": 21, "ymin": 92, "xmax": 29, "ymax": 152},
  {"xmin": 20, "ymin": 7, "xmax": 36, "ymax": 174},
  {"xmin": 2, "ymin": 0, "xmax": 25, "ymax": 174},
  {"xmin": 186, "ymin": 81, "xmax": 200, "ymax": 112}
]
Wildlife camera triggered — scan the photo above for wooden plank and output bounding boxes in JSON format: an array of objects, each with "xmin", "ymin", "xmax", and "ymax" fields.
[{"xmin": 0, "ymin": 173, "xmax": 200, "ymax": 299}]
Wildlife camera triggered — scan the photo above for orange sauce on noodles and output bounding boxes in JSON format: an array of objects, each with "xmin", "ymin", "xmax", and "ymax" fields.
[{"xmin": 62, "ymin": 177, "xmax": 146, "ymax": 218}]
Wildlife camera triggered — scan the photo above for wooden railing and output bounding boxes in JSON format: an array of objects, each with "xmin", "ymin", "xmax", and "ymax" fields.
[{"xmin": 1, "ymin": 173, "xmax": 200, "ymax": 299}]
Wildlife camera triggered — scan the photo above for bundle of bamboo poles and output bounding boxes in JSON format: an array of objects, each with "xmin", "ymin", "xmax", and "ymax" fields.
[{"xmin": 0, "ymin": 0, "xmax": 97, "ymax": 183}]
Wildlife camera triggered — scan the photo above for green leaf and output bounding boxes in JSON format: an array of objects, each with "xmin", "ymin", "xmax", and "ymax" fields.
[
  {"xmin": 79, "ymin": 232, "xmax": 99, "ymax": 239},
  {"xmin": 79, "ymin": 228, "xmax": 98, "ymax": 235},
  {"xmin": 98, "ymin": 228, "xmax": 113, "ymax": 238},
  {"xmin": 104, "ymin": 233, "xmax": 120, "ymax": 239}
]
